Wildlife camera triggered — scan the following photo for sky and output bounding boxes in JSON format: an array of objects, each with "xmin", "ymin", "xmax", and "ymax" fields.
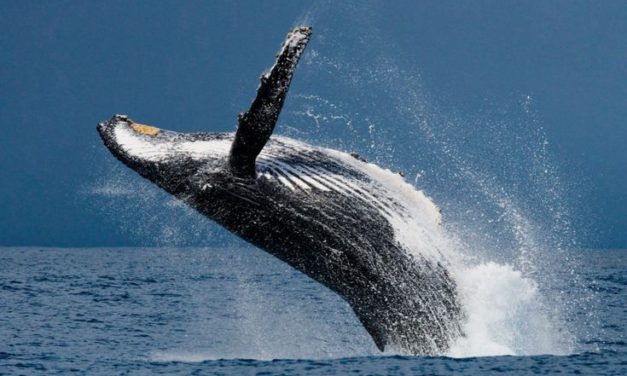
[{"xmin": 0, "ymin": 1, "xmax": 625, "ymax": 248}]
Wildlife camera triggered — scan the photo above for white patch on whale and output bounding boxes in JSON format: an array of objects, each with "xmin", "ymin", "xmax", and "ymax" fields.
[{"xmin": 114, "ymin": 124, "xmax": 231, "ymax": 162}]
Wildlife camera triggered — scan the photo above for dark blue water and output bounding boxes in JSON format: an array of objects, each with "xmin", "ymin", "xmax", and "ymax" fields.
[{"xmin": 1, "ymin": 247, "xmax": 625, "ymax": 375}]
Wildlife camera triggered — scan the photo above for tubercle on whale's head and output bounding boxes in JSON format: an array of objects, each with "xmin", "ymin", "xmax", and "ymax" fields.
[
  {"xmin": 97, "ymin": 114, "xmax": 232, "ymax": 197},
  {"xmin": 129, "ymin": 122, "xmax": 160, "ymax": 136}
]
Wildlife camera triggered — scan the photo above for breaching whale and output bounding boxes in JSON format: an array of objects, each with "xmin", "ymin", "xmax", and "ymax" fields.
[{"xmin": 97, "ymin": 26, "xmax": 462, "ymax": 355}]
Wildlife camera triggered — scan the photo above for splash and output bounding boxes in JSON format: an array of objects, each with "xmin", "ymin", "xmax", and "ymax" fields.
[
  {"xmin": 449, "ymin": 262, "xmax": 572, "ymax": 357},
  {"xmin": 331, "ymin": 142, "xmax": 576, "ymax": 356},
  {"xmin": 90, "ymin": 3, "xmax": 593, "ymax": 359}
]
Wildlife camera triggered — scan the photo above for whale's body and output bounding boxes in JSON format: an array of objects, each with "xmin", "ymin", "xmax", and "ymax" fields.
[{"xmin": 98, "ymin": 27, "xmax": 462, "ymax": 355}]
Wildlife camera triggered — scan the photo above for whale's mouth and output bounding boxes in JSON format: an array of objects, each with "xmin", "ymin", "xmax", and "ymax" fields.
[
  {"xmin": 96, "ymin": 114, "xmax": 194, "ymax": 194},
  {"xmin": 97, "ymin": 115, "xmax": 164, "ymax": 157},
  {"xmin": 96, "ymin": 114, "xmax": 164, "ymax": 169},
  {"xmin": 97, "ymin": 114, "xmax": 130, "ymax": 144},
  {"xmin": 97, "ymin": 114, "xmax": 234, "ymax": 167}
]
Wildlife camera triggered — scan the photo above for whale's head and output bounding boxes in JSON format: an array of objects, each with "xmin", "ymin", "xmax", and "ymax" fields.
[{"xmin": 97, "ymin": 114, "xmax": 233, "ymax": 196}]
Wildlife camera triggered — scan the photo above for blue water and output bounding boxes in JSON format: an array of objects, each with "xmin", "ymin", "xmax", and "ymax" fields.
[{"xmin": 0, "ymin": 247, "xmax": 624, "ymax": 375}]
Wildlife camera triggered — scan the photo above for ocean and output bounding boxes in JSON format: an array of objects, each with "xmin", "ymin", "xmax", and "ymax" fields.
[{"xmin": 1, "ymin": 247, "xmax": 624, "ymax": 375}]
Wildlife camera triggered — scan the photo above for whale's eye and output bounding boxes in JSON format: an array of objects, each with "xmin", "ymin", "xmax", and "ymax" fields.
[{"xmin": 131, "ymin": 122, "xmax": 160, "ymax": 136}]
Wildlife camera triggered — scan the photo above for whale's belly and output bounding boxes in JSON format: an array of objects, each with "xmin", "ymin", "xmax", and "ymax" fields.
[{"xmin": 200, "ymin": 136, "xmax": 463, "ymax": 354}]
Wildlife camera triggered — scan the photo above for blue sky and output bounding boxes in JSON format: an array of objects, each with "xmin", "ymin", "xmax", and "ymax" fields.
[{"xmin": 0, "ymin": 1, "xmax": 625, "ymax": 248}]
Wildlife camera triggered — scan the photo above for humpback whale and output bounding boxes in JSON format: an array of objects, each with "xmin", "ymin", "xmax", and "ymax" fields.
[{"xmin": 97, "ymin": 27, "xmax": 462, "ymax": 355}]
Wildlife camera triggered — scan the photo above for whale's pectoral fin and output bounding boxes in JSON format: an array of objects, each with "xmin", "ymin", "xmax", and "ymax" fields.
[{"xmin": 228, "ymin": 26, "xmax": 313, "ymax": 178}]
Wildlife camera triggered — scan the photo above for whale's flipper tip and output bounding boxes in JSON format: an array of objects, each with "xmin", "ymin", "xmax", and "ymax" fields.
[
  {"xmin": 284, "ymin": 26, "xmax": 312, "ymax": 49},
  {"xmin": 228, "ymin": 26, "xmax": 313, "ymax": 178}
]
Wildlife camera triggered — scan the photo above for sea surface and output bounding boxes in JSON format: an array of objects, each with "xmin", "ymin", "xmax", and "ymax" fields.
[{"xmin": 0, "ymin": 247, "xmax": 625, "ymax": 375}]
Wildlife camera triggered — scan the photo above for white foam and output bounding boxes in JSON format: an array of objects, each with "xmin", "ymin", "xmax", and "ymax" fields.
[
  {"xmin": 150, "ymin": 351, "xmax": 220, "ymax": 363},
  {"xmin": 448, "ymin": 262, "xmax": 572, "ymax": 357}
]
